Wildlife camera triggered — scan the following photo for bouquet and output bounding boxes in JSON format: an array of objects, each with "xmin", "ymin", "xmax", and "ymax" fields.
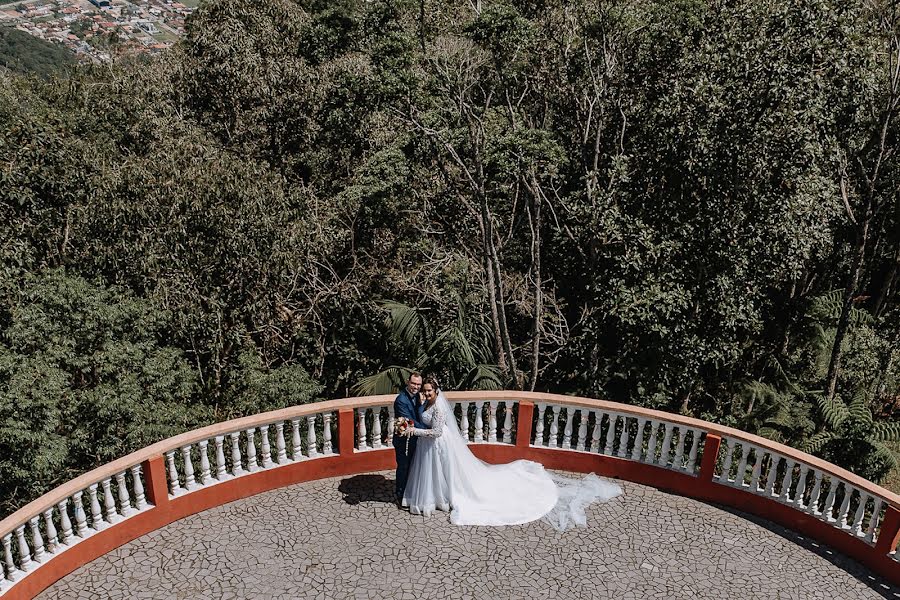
[{"xmin": 393, "ymin": 417, "xmax": 415, "ymax": 455}]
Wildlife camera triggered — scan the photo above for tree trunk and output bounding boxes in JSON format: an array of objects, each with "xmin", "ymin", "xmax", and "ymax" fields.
[
  {"xmin": 527, "ymin": 178, "xmax": 543, "ymax": 392},
  {"xmin": 873, "ymin": 244, "xmax": 899, "ymax": 318},
  {"xmin": 825, "ymin": 203, "xmax": 873, "ymax": 402}
]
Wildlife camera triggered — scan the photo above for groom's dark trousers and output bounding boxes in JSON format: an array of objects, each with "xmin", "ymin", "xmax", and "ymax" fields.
[{"xmin": 393, "ymin": 387, "xmax": 429, "ymax": 501}]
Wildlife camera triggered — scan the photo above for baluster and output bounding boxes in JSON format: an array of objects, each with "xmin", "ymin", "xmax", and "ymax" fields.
[
  {"xmin": 88, "ymin": 483, "xmax": 105, "ymax": 530},
  {"xmin": 851, "ymin": 493, "xmax": 870, "ymax": 535},
  {"xmin": 259, "ymin": 425, "xmax": 273, "ymax": 468},
  {"xmin": 198, "ymin": 441, "xmax": 212, "ymax": 485},
  {"xmin": 488, "ymin": 401, "xmax": 499, "ymax": 443},
  {"xmin": 630, "ymin": 418, "xmax": 648, "ymax": 461},
  {"xmin": 246, "ymin": 428, "xmax": 259, "ymax": 472},
  {"xmin": 562, "ymin": 408, "xmax": 574, "ymax": 449},
  {"xmin": 2, "ymin": 533, "xmax": 18, "ymax": 581},
  {"xmin": 14, "ymin": 526, "xmax": 31, "ymax": 572},
  {"xmin": 291, "ymin": 419, "xmax": 303, "ymax": 460},
  {"xmin": 357, "ymin": 409, "xmax": 369, "ymax": 451},
  {"xmin": 323, "ymin": 413, "xmax": 334, "ymax": 455},
  {"xmin": 213, "ymin": 436, "xmax": 228, "ymax": 479},
  {"xmin": 686, "ymin": 429, "xmax": 702, "ymax": 472},
  {"xmin": 502, "ymin": 402, "xmax": 513, "ymax": 443},
  {"xmin": 794, "ymin": 465, "xmax": 809, "ymax": 506},
  {"xmin": 837, "ymin": 485, "xmax": 853, "ymax": 527},
  {"xmin": 180, "ymin": 446, "xmax": 197, "ymax": 490},
  {"xmin": 821, "ymin": 478, "xmax": 839, "ymax": 521},
  {"xmin": 544, "ymin": 405, "xmax": 557, "ymax": 448},
  {"xmin": 865, "ymin": 499, "xmax": 884, "ymax": 543},
  {"xmin": 671, "ymin": 427, "xmax": 686, "ymax": 469},
  {"xmin": 719, "ymin": 438, "xmax": 736, "ymax": 482},
  {"xmin": 29, "ymin": 517, "xmax": 45, "ymax": 562},
  {"xmin": 604, "ymin": 414, "xmax": 618, "ymax": 455},
  {"xmin": 533, "ymin": 404, "xmax": 545, "ymax": 447},
  {"xmin": 165, "ymin": 451, "xmax": 183, "ymax": 495},
  {"xmin": 646, "ymin": 421, "xmax": 660, "ymax": 463},
  {"xmin": 387, "ymin": 405, "xmax": 396, "ymax": 443},
  {"xmin": 100, "ymin": 478, "xmax": 119, "ymax": 523},
  {"xmin": 658, "ymin": 423, "xmax": 675, "ymax": 466},
  {"xmin": 131, "ymin": 465, "xmax": 147, "ymax": 510},
  {"xmin": 307, "ymin": 415, "xmax": 319, "ymax": 457},
  {"xmin": 764, "ymin": 456, "xmax": 780, "ymax": 496},
  {"xmin": 42, "ymin": 509, "xmax": 58, "ymax": 553},
  {"xmin": 733, "ymin": 444, "xmax": 750, "ymax": 487},
  {"xmin": 73, "ymin": 491, "xmax": 88, "ymax": 537},
  {"xmin": 748, "ymin": 448, "xmax": 764, "ymax": 490},
  {"xmin": 576, "ymin": 410, "xmax": 588, "ymax": 451},
  {"xmin": 779, "ymin": 460, "xmax": 797, "ymax": 501},
  {"xmin": 115, "ymin": 472, "xmax": 134, "ymax": 516},
  {"xmin": 372, "ymin": 408, "xmax": 383, "ymax": 450},
  {"xmin": 230, "ymin": 432, "xmax": 245, "ymax": 475},
  {"xmin": 474, "ymin": 401, "xmax": 485, "ymax": 443},
  {"xmin": 57, "ymin": 499, "xmax": 73, "ymax": 544},
  {"xmin": 616, "ymin": 415, "xmax": 630, "ymax": 457},
  {"xmin": 588, "ymin": 411, "xmax": 602, "ymax": 453},
  {"xmin": 806, "ymin": 471, "xmax": 823, "ymax": 514},
  {"xmin": 275, "ymin": 423, "xmax": 288, "ymax": 463}
]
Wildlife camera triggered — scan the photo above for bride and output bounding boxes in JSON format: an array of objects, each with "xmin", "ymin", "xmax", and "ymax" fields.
[{"xmin": 401, "ymin": 376, "xmax": 622, "ymax": 529}]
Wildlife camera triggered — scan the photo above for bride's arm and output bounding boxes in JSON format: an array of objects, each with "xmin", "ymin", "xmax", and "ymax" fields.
[{"xmin": 411, "ymin": 408, "xmax": 444, "ymax": 437}]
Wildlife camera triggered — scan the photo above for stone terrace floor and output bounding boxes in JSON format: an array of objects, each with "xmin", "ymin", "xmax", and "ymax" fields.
[{"xmin": 37, "ymin": 471, "xmax": 900, "ymax": 600}]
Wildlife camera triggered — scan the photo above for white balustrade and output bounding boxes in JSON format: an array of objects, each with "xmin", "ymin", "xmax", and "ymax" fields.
[
  {"xmin": 306, "ymin": 415, "xmax": 318, "ymax": 458},
  {"xmin": 323, "ymin": 413, "xmax": 334, "ymax": 455},
  {"xmin": 165, "ymin": 451, "xmax": 182, "ymax": 496},
  {"xmin": 230, "ymin": 432, "xmax": 245, "ymax": 475},
  {"xmin": 180, "ymin": 446, "xmax": 197, "ymax": 490},
  {"xmin": 576, "ymin": 410, "xmax": 588, "ymax": 451},
  {"xmin": 2, "ymin": 533, "xmax": 17, "ymax": 583},
  {"xmin": 275, "ymin": 423, "xmax": 288, "ymax": 463},
  {"xmin": 42, "ymin": 510, "xmax": 57, "ymax": 554},
  {"xmin": 246, "ymin": 428, "xmax": 260, "ymax": 472},
  {"xmin": 57, "ymin": 499, "xmax": 73, "ymax": 545},
  {"xmin": 630, "ymin": 418, "xmax": 647, "ymax": 461},
  {"xmin": 291, "ymin": 419, "xmax": 303, "ymax": 461},
  {"xmin": 115, "ymin": 472, "xmax": 133, "ymax": 517},
  {"xmin": 198, "ymin": 441, "xmax": 212, "ymax": 485},
  {"xmin": 371, "ymin": 408, "xmax": 383, "ymax": 450},
  {"xmin": 502, "ymin": 403, "xmax": 514, "ymax": 443},
  {"xmin": 100, "ymin": 478, "xmax": 119, "ymax": 523},
  {"xmin": 28, "ymin": 518, "xmax": 45, "ymax": 563},
  {"xmin": 561, "ymin": 408, "xmax": 573, "ymax": 449},
  {"xmin": 488, "ymin": 401, "xmax": 499, "ymax": 443},
  {"xmin": 533, "ymin": 404, "xmax": 545, "ymax": 446},
  {"xmin": 357, "ymin": 409, "xmax": 369, "ymax": 451},
  {"xmin": 658, "ymin": 424, "xmax": 675, "ymax": 467},
  {"xmin": 87, "ymin": 484, "xmax": 104, "ymax": 531},
  {"xmin": 474, "ymin": 401, "xmax": 485, "ymax": 443}
]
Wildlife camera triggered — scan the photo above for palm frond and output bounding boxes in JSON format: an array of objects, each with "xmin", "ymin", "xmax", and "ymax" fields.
[
  {"xmin": 870, "ymin": 421, "xmax": 900, "ymax": 442},
  {"xmin": 460, "ymin": 364, "xmax": 504, "ymax": 390},
  {"xmin": 816, "ymin": 395, "xmax": 849, "ymax": 429},
  {"xmin": 802, "ymin": 431, "xmax": 835, "ymax": 453},
  {"xmin": 352, "ymin": 365, "xmax": 412, "ymax": 396},
  {"xmin": 381, "ymin": 301, "xmax": 428, "ymax": 351},
  {"xmin": 847, "ymin": 391, "xmax": 873, "ymax": 426}
]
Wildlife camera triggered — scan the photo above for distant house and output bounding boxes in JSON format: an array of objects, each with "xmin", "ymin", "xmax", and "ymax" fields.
[{"xmin": 135, "ymin": 21, "xmax": 158, "ymax": 34}]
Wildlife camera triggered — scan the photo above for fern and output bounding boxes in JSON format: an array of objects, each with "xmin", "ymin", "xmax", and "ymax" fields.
[
  {"xmin": 871, "ymin": 421, "xmax": 900, "ymax": 442},
  {"xmin": 802, "ymin": 431, "xmax": 835, "ymax": 453}
]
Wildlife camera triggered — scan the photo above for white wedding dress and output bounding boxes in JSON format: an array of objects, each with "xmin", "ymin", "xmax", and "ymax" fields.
[{"xmin": 402, "ymin": 392, "xmax": 622, "ymax": 529}]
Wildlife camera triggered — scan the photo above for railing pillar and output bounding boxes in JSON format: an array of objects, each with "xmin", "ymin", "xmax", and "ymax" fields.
[
  {"xmin": 516, "ymin": 401, "xmax": 534, "ymax": 449},
  {"xmin": 338, "ymin": 408, "xmax": 355, "ymax": 456},
  {"xmin": 141, "ymin": 456, "xmax": 169, "ymax": 508},
  {"xmin": 699, "ymin": 433, "xmax": 721, "ymax": 482},
  {"xmin": 874, "ymin": 505, "xmax": 900, "ymax": 554}
]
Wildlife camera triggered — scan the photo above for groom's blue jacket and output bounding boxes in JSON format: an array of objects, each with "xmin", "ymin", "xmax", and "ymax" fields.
[{"xmin": 393, "ymin": 387, "xmax": 429, "ymax": 449}]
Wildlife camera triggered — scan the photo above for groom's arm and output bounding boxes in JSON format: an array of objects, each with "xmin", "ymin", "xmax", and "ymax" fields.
[{"xmin": 394, "ymin": 396, "xmax": 429, "ymax": 431}]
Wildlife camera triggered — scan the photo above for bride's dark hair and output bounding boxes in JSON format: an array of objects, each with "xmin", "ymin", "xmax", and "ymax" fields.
[{"xmin": 423, "ymin": 375, "xmax": 440, "ymax": 392}]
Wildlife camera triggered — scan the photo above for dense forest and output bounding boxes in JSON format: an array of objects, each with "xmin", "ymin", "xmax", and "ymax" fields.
[{"xmin": 2, "ymin": 0, "xmax": 900, "ymax": 515}]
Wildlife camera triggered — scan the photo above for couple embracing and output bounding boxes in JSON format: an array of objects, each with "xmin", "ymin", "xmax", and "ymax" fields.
[{"xmin": 391, "ymin": 373, "xmax": 622, "ymax": 529}]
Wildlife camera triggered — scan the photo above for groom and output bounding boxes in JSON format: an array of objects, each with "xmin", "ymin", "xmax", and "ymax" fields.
[{"xmin": 393, "ymin": 372, "xmax": 429, "ymax": 506}]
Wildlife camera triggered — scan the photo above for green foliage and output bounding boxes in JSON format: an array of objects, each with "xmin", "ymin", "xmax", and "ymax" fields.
[
  {"xmin": 3, "ymin": 0, "xmax": 900, "ymax": 513},
  {"xmin": 0, "ymin": 27, "xmax": 75, "ymax": 78},
  {"xmin": 0, "ymin": 270, "xmax": 205, "ymax": 514}
]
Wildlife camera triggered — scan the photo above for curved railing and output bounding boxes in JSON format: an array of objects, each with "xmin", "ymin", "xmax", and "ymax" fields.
[{"xmin": 1, "ymin": 392, "xmax": 898, "ymax": 598}]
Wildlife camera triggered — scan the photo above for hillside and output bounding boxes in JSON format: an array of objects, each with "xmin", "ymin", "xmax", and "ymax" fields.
[{"xmin": 0, "ymin": 26, "xmax": 76, "ymax": 77}]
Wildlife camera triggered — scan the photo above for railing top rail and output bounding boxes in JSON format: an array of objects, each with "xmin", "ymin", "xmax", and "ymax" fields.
[{"xmin": 3, "ymin": 391, "xmax": 898, "ymax": 536}]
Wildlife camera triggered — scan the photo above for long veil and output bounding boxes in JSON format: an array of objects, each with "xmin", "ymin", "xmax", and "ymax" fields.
[{"xmin": 432, "ymin": 391, "xmax": 621, "ymax": 530}]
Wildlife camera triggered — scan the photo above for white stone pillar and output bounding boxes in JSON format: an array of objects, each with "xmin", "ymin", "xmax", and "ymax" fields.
[
  {"xmin": 749, "ymin": 448, "xmax": 764, "ymax": 491},
  {"xmin": 307, "ymin": 415, "xmax": 319, "ymax": 457},
  {"xmin": 630, "ymin": 418, "xmax": 647, "ymax": 461},
  {"xmin": 474, "ymin": 401, "xmax": 485, "ymax": 443},
  {"xmin": 88, "ymin": 483, "xmax": 105, "ymax": 530},
  {"xmin": 372, "ymin": 408, "xmax": 383, "ymax": 450},
  {"xmin": 73, "ymin": 491, "xmax": 89, "ymax": 537},
  {"xmin": 2, "ymin": 533, "xmax": 18, "ymax": 581},
  {"xmin": 57, "ymin": 499, "xmax": 73, "ymax": 544},
  {"xmin": 275, "ymin": 422, "xmax": 288, "ymax": 463},
  {"xmin": 658, "ymin": 423, "xmax": 675, "ymax": 467},
  {"xmin": 533, "ymin": 404, "xmax": 545, "ymax": 447},
  {"xmin": 357, "ymin": 409, "xmax": 369, "ymax": 451},
  {"xmin": 588, "ymin": 411, "xmax": 602, "ymax": 453},
  {"xmin": 865, "ymin": 499, "xmax": 883, "ymax": 543},
  {"xmin": 100, "ymin": 478, "xmax": 120, "ymax": 523},
  {"xmin": 43, "ymin": 509, "xmax": 58, "ymax": 553},
  {"xmin": 719, "ymin": 438, "xmax": 736, "ymax": 482},
  {"xmin": 245, "ymin": 429, "xmax": 259, "ymax": 472},
  {"xmin": 29, "ymin": 517, "xmax": 45, "ymax": 562},
  {"xmin": 576, "ymin": 410, "xmax": 588, "ymax": 452},
  {"xmin": 14, "ymin": 526, "xmax": 32, "ymax": 572},
  {"xmin": 323, "ymin": 413, "xmax": 334, "ymax": 455},
  {"xmin": 604, "ymin": 414, "xmax": 618, "ymax": 455},
  {"xmin": 259, "ymin": 425, "xmax": 273, "ymax": 468},
  {"xmin": 646, "ymin": 420, "xmax": 660, "ymax": 463},
  {"xmin": 488, "ymin": 401, "xmax": 499, "ymax": 443},
  {"xmin": 131, "ymin": 465, "xmax": 148, "ymax": 510},
  {"xmin": 198, "ymin": 440, "xmax": 212, "ymax": 485},
  {"xmin": 502, "ymin": 403, "xmax": 513, "ymax": 444},
  {"xmin": 291, "ymin": 419, "xmax": 303, "ymax": 461},
  {"xmin": 115, "ymin": 472, "xmax": 134, "ymax": 516},
  {"xmin": 686, "ymin": 429, "xmax": 702, "ymax": 473},
  {"xmin": 165, "ymin": 451, "xmax": 183, "ymax": 495}
]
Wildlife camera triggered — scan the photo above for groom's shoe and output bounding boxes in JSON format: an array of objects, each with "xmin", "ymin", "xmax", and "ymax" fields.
[{"xmin": 395, "ymin": 496, "xmax": 405, "ymax": 510}]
